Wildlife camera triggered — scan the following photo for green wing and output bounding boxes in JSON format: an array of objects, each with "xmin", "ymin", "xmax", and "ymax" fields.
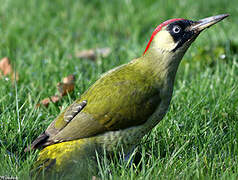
[
  {"xmin": 82, "ymin": 67, "xmax": 161, "ymax": 130},
  {"xmin": 30, "ymin": 60, "xmax": 161, "ymax": 148}
]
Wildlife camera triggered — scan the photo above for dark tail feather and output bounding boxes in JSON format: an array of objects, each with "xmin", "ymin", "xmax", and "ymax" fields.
[{"xmin": 24, "ymin": 132, "xmax": 49, "ymax": 152}]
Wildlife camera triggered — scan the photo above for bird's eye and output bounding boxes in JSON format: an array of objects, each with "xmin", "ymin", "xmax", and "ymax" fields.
[{"xmin": 172, "ymin": 25, "xmax": 181, "ymax": 33}]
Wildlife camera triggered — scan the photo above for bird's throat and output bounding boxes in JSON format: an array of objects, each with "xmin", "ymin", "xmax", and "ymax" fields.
[{"xmin": 142, "ymin": 47, "xmax": 183, "ymax": 89}]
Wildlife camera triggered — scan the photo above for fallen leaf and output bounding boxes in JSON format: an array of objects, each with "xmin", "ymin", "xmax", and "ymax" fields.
[
  {"xmin": 62, "ymin": 74, "xmax": 75, "ymax": 84},
  {"xmin": 0, "ymin": 57, "xmax": 19, "ymax": 82},
  {"xmin": 95, "ymin": 47, "xmax": 111, "ymax": 58},
  {"xmin": 57, "ymin": 82, "xmax": 75, "ymax": 96},
  {"xmin": 36, "ymin": 75, "xmax": 76, "ymax": 108},
  {"xmin": 57, "ymin": 74, "xmax": 75, "ymax": 96},
  {"xmin": 75, "ymin": 47, "xmax": 111, "ymax": 60},
  {"xmin": 76, "ymin": 49, "xmax": 96, "ymax": 60},
  {"xmin": 0, "ymin": 57, "xmax": 12, "ymax": 76},
  {"xmin": 36, "ymin": 95, "xmax": 61, "ymax": 108}
]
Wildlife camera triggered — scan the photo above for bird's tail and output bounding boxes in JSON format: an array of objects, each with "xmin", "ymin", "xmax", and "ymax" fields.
[{"xmin": 31, "ymin": 138, "xmax": 99, "ymax": 179}]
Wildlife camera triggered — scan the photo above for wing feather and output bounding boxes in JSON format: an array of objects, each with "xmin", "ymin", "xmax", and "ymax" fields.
[{"xmin": 29, "ymin": 60, "xmax": 161, "ymax": 148}]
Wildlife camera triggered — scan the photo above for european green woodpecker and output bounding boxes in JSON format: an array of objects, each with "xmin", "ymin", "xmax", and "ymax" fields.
[{"xmin": 26, "ymin": 14, "xmax": 228, "ymax": 175}]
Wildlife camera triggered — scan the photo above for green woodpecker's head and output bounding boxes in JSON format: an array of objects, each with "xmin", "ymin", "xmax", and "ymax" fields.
[{"xmin": 143, "ymin": 14, "xmax": 229, "ymax": 56}]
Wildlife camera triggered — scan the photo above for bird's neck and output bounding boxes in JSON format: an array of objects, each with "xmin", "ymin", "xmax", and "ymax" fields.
[
  {"xmin": 137, "ymin": 46, "xmax": 187, "ymax": 132},
  {"xmin": 141, "ymin": 46, "xmax": 184, "ymax": 88}
]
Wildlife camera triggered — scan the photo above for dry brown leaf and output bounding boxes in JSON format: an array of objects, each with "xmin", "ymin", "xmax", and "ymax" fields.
[
  {"xmin": 36, "ymin": 75, "xmax": 76, "ymax": 108},
  {"xmin": 0, "ymin": 57, "xmax": 19, "ymax": 82},
  {"xmin": 57, "ymin": 82, "xmax": 75, "ymax": 96},
  {"xmin": 62, "ymin": 74, "xmax": 75, "ymax": 84},
  {"xmin": 96, "ymin": 47, "xmax": 111, "ymax": 58},
  {"xmin": 57, "ymin": 74, "xmax": 75, "ymax": 96},
  {"xmin": 75, "ymin": 47, "xmax": 111, "ymax": 60},
  {"xmin": 76, "ymin": 49, "xmax": 96, "ymax": 60},
  {"xmin": 0, "ymin": 57, "xmax": 12, "ymax": 76},
  {"xmin": 36, "ymin": 95, "xmax": 61, "ymax": 108}
]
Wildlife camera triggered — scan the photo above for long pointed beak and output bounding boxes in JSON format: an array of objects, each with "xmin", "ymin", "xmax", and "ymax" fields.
[{"xmin": 190, "ymin": 14, "xmax": 229, "ymax": 32}]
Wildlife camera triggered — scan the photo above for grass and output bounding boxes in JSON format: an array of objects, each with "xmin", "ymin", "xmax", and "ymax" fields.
[{"xmin": 0, "ymin": 0, "xmax": 237, "ymax": 179}]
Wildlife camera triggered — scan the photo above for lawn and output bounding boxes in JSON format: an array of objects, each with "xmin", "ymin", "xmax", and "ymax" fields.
[{"xmin": 0, "ymin": 0, "xmax": 237, "ymax": 179}]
